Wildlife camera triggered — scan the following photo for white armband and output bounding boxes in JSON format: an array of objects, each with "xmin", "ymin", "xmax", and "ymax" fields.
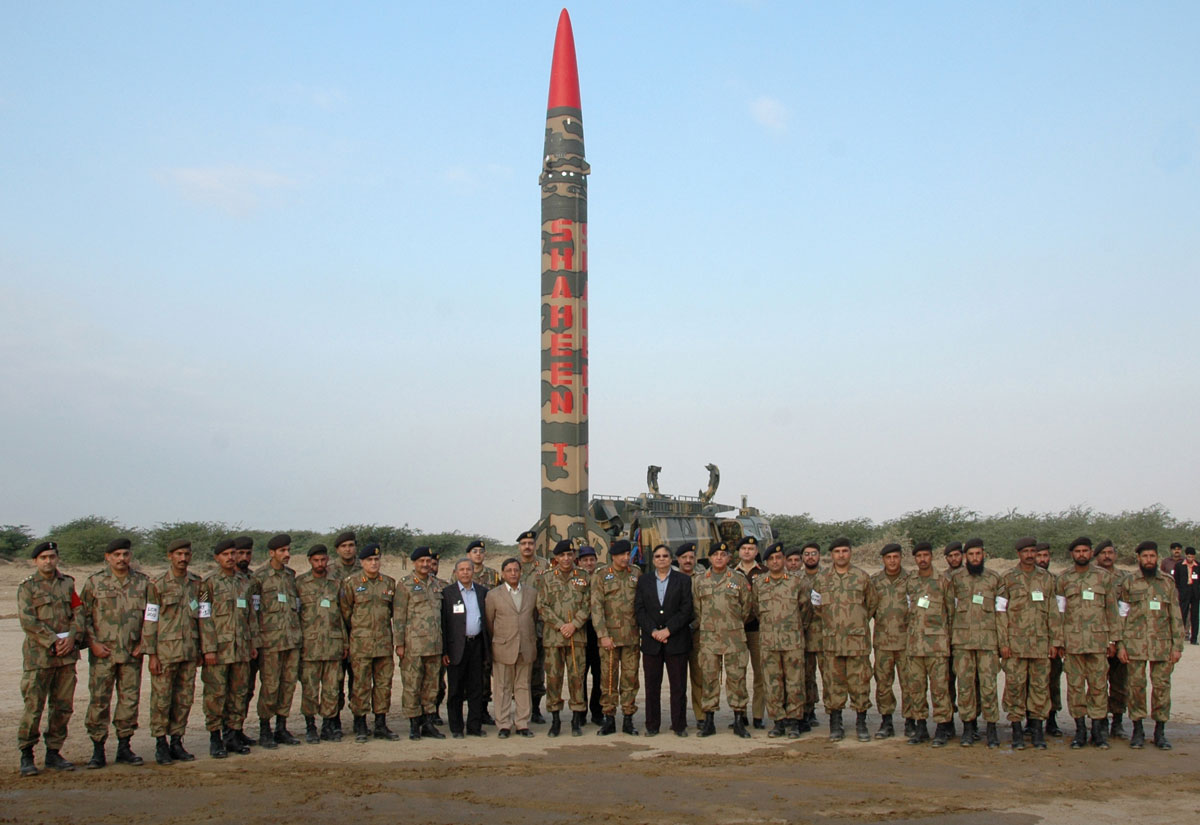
[
  {"xmin": 810, "ymin": 590, "xmax": 822, "ymax": 607},
  {"xmin": 1055, "ymin": 595, "xmax": 1067, "ymax": 613},
  {"xmin": 144, "ymin": 603, "xmax": 160, "ymax": 622},
  {"xmin": 1118, "ymin": 600, "xmax": 1131, "ymax": 618},
  {"xmin": 252, "ymin": 594, "xmax": 261, "ymax": 611},
  {"xmin": 198, "ymin": 601, "xmax": 212, "ymax": 618},
  {"xmin": 995, "ymin": 596, "xmax": 1008, "ymax": 613}
]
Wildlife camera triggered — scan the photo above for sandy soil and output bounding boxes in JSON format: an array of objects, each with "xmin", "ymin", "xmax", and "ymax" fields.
[{"xmin": 1, "ymin": 557, "xmax": 1198, "ymax": 825}]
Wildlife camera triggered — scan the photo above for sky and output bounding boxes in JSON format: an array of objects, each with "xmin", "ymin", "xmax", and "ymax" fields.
[{"xmin": 2, "ymin": 1, "xmax": 1197, "ymax": 540}]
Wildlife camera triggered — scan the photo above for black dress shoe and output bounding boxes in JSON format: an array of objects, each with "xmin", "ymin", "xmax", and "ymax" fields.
[
  {"xmin": 517, "ymin": 729, "xmax": 534, "ymax": 737},
  {"xmin": 644, "ymin": 728, "xmax": 659, "ymax": 737},
  {"xmin": 451, "ymin": 731, "xmax": 465, "ymax": 739},
  {"xmin": 498, "ymin": 729, "xmax": 511, "ymax": 739},
  {"xmin": 674, "ymin": 728, "xmax": 689, "ymax": 737},
  {"xmin": 467, "ymin": 729, "xmax": 487, "ymax": 737}
]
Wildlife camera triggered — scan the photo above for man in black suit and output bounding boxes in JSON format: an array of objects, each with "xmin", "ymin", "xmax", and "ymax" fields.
[
  {"xmin": 635, "ymin": 542, "xmax": 694, "ymax": 736},
  {"xmin": 442, "ymin": 557, "xmax": 490, "ymax": 738},
  {"xmin": 1173, "ymin": 547, "xmax": 1200, "ymax": 644}
]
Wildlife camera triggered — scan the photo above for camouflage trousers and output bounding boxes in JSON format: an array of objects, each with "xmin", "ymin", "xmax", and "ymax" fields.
[
  {"xmin": 699, "ymin": 648, "xmax": 749, "ymax": 712},
  {"xmin": 1127, "ymin": 659, "xmax": 1174, "ymax": 723},
  {"xmin": 544, "ymin": 641, "xmax": 586, "ymax": 713},
  {"xmin": 400, "ymin": 654, "xmax": 441, "ymax": 717},
  {"xmin": 821, "ymin": 653, "xmax": 871, "ymax": 713},
  {"xmin": 1001, "ymin": 656, "xmax": 1050, "ymax": 721},
  {"xmin": 1048, "ymin": 655, "xmax": 1063, "ymax": 711},
  {"xmin": 18, "ymin": 664, "xmax": 76, "ymax": 751},
  {"xmin": 85, "ymin": 656, "xmax": 143, "ymax": 741},
  {"xmin": 1106, "ymin": 654, "xmax": 1127, "ymax": 714},
  {"xmin": 1064, "ymin": 652, "xmax": 1108, "ymax": 720},
  {"xmin": 872, "ymin": 648, "xmax": 906, "ymax": 717},
  {"xmin": 149, "ymin": 660, "xmax": 197, "ymax": 737},
  {"xmin": 902, "ymin": 655, "xmax": 952, "ymax": 723},
  {"xmin": 202, "ymin": 660, "xmax": 251, "ymax": 732},
  {"xmin": 952, "ymin": 649, "xmax": 999, "ymax": 723},
  {"xmin": 804, "ymin": 649, "xmax": 822, "ymax": 712},
  {"xmin": 349, "ymin": 655, "xmax": 394, "ymax": 716},
  {"xmin": 300, "ymin": 658, "xmax": 341, "ymax": 718},
  {"xmin": 688, "ymin": 644, "xmax": 704, "ymax": 723},
  {"xmin": 744, "ymin": 630, "xmax": 766, "ymax": 720},
  {"xmin": 761, "ymin": 647, "xmax": 805, "ymax": 720},
  {"xmin": 598, "ymin": 644, "xmax": 640, "ymax": 716},
  {"xmin": 257, "ymin": 648, "xmax": 300, "ymax": 721}
]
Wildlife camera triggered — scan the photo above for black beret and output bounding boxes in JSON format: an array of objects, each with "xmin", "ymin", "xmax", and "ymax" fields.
[
  {"xmin": 1014, "ymin": 536, "xmax": 1036, "ymax": 551},
  {"xmin": 551, "ymin": 539, "xmax": 574, "ymax": 556},
  {"xmin": 31, "ymin": 540, "xmax": 58, "ymax": 558},
  {"xmin": 106, "ymin": 537, "xmax": 133, "ymax": 553},
  {"xmin": 675, "ymin": 542, "xmax": 697, "ymax": 558},
  {"xmin": 610, "ymin": 539, "xmax": 632, "ymax": 556},
  {"xmin": 763, "ymin": 541, "xmax": 785, "ymax": 558},
  {"xmin": 708, "ymin": 541, "xmax": 730, "ymax": 557},
  {"xmin": 829, "ymin": 537, "xmax": 851, "ymax": 550},
  {"xmin": 784, "ymin": 546, "xmax": 803, "ymax": 557},
  {"xmin": 410, "ymin": 546, "xmax": 432, "ymax": 562},
  {"xmin": 1170, "ymin": 542, "xmax": 1182, "ymax": 550},
  {"xmin": 1068, "ymin": 536, "xmax": 1093, "ymax": 550},
  {"xmin": 943, "ymin": 541, "xmax": 963, "ymax": 555},
  {"xmin": 802, "ymin": 542, "xmax": 820, "ymax": 552},
  {"xmin": 306, "ymin": 544, "xmax": 328, "ymax": 557},
  {"xmin": 577, "ymin": 545, "xmax": 596, "ymax": 558},
  {"xmin": 1136, "ymin": 540, "xmax": 1158, "ymax": 553},
  {"xmin": 912, "ymin": 541, "xmax": 932, "ymax": 555},
  {"xmin": 166, "ymin": 538, "xmax": 192, "ymax": 553},
  {"xmin": 880, "ymin": 542, "xmax": 902, "ymax": 557},
  {"xmin": 267, "ymin": 534, "xmax": 291, "ymax": 551},
  {"xmin": 737, "ymin": 536, "xmax": 758, "ymax": 548},
  {"xmin": 517, "ymin": 530, "xmax": 536, "ymax": 543},
  {"xmin": 465, "ymin": 540, "xmax": 484, "ymax": 552},
  {"xmin": 963, "ymin": 537, "xmax": 984, "ymax": 551},
  {"xmin": 334, "ymin": 531, "xmax": 356, "ymax": 547},
  {"xmin": 359, "ymin": 542, "xmax": 381, "ymax": 560},
  {"xmin": 213, "ymin": 538, "xmax": 235, "ymax": 554},
  {"xmin": 1035, "ymin": 542, "xmax": 1050, "ymax": 552},
  {"xmin": 1095, "ymin": 539, "xmax": 1114, "ymax": 552},
  {"xmin": 233, "ymin": 536, "xmax": 254, "ymax": 550}
]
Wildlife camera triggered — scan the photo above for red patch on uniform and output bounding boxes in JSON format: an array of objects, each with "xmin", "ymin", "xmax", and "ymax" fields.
[{"xmin": 70, "ymin": 589, "xmax": 82, "ymax": 608}]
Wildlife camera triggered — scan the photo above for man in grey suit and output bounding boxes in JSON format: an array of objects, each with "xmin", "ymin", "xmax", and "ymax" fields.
[{"xmin": 485, "ymin": 558, "xmax": 538, "ymax": 738}]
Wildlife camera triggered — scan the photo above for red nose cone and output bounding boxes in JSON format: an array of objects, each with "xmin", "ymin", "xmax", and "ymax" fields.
[{"xmin": 547, "ymin": 8, "xmax": 581, "ymax": 110}]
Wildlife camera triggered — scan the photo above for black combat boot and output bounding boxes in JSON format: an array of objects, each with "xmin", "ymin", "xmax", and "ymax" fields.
[
  {"xmin": 169, "ymin": 735, "xmax": 194, "ymax": 762},
  {"xmin": 409, "ymin": 716, "xmax": 422, "ymax": 741},
  {"xmin": 1070, "ymin": 717, "xmax": 1087, "ymax": 749},
  {"xmin": 258, "ymin": 719, "xmax": 278, "ymax": 749},
  {"xmin": 1045, "ymin": 712, "xmax": 1062, "ymax": 737},
  {"xmin": 597, "ymin": 714, "xmax": 616, "ymax": 736},
  {"xmin": 1153, "ymin": 721, "xmax": 1171, "ymax": 750},
  {"xmin": 903, "ymin": 718, "xmax": 915, "ymax": 739},
  {"xmin": 698, "ymin": 711, "xmax": 717, "ymax": 737},
  {"xmin": 1129, "ymin": 720, "xmax": 1145, "ymax": 749},
  {"xmin": 732, "ymin": 712, "xmax": 752, "ymax": 739},
  {"xmin": 875, "ymin": 715, "xmax": 894, "ymax": 739},
  {"xmin": 985, "ymin": 722, "xmax": 999, "ymax": 749},
  {"xmin": 622, "ymin": 715, "xmax": 639, "ymax": 736},
  {"xmin": 931, "ymin": 721, "xmax": 950, "ymax": 747},
  {"xmin": 155, "ymin": 736, "xmax": 174, "ymax": 765},
  {"xmin": 305, "ymin": 715, "xmax": 320, "ymax": 744},
  {"xmin": 855, "ymin": 711, "xmax": 870, "ymax": 742},
  {"xmin": 275, "ymin": 716, "xmax": 301, "ymax": 745},
  {"xmin": 327, "ymin": 717, "xmax": 343, "ymax": 742},
  {"xmin": 571, "ymin": 710, "xmax": 585, "ymax": 736},
  {"xmin": 796, "ymin": 715, "xmax": 811, "ymax": 733},
  {"xmin": 960, "ymin": 719, "xmax": 977, "ymax": 747},
  {"xmin": 224, "ymin": 728, "xmax": 250, "ymax": 755},
  {"xmin": 19, "ymin": 747, "xmax": 38, "ymax": 777},
  {"xmin": 1090, "ymin": 718, "xmax": 1109, "ymax": 749},
  {"xmin": 787, "ymin": 719, "xmax": 803, "ymax": 739},
  {"xmin": 116, "ymin": 736, "xmax": 144, "ymax": 765},
  {"xmin": 1011, "ymin": 722, "xmax": 1025, "ymax": 750},
  {"xmin": 87, "ymin": 739, "xmax": 107, "ymax": 769},
  {"xmin": 1029, "ymin": 719, "xmax": 1046, "ymax": 749},
  {"xmin": 430, "ymin": 710, "xmax": 445, "ymax": 725},
  {"xmin": 530, "ymin": 699, "xmax": 546, "ymax": 724},
  {"xmin": 45, "ymin": 749, "xmax": 74, "ymax": 771},
  {"xmin": 753, "ymin": 717, "xmax": 765, "ymax": 730},
  {"xmin": 421, "ymin": 713, "xmax": 445, "ymax": 739},
  {"xmin": 547, "ymin": 710, "xmax": 562, "ymax": 737},
  {"xmin": 320, "ymin": 718, "xmax": 335, "ymax": 742},
  {"xmin": 1109, "ymin": 712, "xmax": 1126, "ymax": 739},
  {"xmin": 828, "ymin": 710, "xmax": 845, "ymax": 742},
  {"xmin": 907, "ymin": 720, "xmax": 928, "ymax": 745},
  {"xmin": 353, "ymin": 715, "xmax": 369, "ymax": 744},
  {"xmin": 374, "ymin": 714, "xmax": 399, "ymax": 741},
  {"xmin": 238, "ymin": 726, "xmax": 257, "ymax": 747},
  {"xmin": 209, "ymin": 730, "xmax": 228, "ymax": 759},
  {"xmin": 769, "ymin": 719, "xmax": 788, "ymax": 738}
]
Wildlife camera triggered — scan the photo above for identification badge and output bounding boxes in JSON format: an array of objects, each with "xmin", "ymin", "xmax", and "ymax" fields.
[
  {"xmin": 917, "ymin": 596, "xmax": 930, "ymax": 609},
  {"xmin": 320, "ymin": 598, "xmax": 332, "ymax": 608},
  {"xmin": 453, "ymin": 603, "xmax": 466, "ymax": 614},
  {"xmin": 277, "ymin": 592, "xmax": 289, "ymax": 603},
  {"xmin": 1150, "ymin": 600, "xmax": 1161, "ymax": 611},
  {"xmin": 1031, "ymin": 590, "xmax": 1044, "ymax": 601},
  {"xmin": 236, "ymin": 598, "xmax": 247, "ymax": 609},
  {"xmin": 1082, "ymin": 590, "xmax": 1095, "ymax": 601},
  {"xmin": 189, "ymin": 599, "xmax": 198, "ymax": 611},
  {"xmin": 972, "ymin": 594, "xmax": 984, "ymax": 605}
]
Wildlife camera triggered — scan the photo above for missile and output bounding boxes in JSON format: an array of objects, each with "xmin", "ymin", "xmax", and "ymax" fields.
[{"xmin": 538, "ymin": 9, "xmax": 592, "ymax": 551}]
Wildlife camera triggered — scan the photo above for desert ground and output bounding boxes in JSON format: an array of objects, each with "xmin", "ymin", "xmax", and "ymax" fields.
[{"xmin": 1, "ymin": 556, "xmax": 1198, "ymax": 825}]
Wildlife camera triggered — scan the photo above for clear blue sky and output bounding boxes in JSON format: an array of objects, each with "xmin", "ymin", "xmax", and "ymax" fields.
[{"xmin": 2, "ymin": 1, "xmax": 1197, "ymax": 540}]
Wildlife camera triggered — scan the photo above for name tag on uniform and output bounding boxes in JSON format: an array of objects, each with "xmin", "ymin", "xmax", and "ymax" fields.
[
  {"xmin": 453, "ymin": 603, "xmax": 466, "ymax": 614},
  {"xmin": 277, "ymin": 592, "xmax": 289, "ymax": 603},
  {"xmin": 189, "ymin": 599, "xmax": 198, "ymax": 611},
  {"xmin": 320, "ymin": 598, "xmax": 332, "ymax": 608},
  {"xmin": 972, "ymin": 594, "xmax": 984, "ymax": 605},
  {"xmin": 236, "ymin": 598, "xmax": 247, "ymax": 608},
  {"xmin": 1031, "ymin": 591, "xmax": 1044, "ymax": 601},
  {"xmin": 1149, "ymin": 600, "xmax": 1161, "ymax": 611},
  {"xmin": 917, "ymin": 596, "xmax": 930, "ymax": 609},
  {"xmin": 1082, "ymin": 590, "xmax": 1095, "ymax": 601}
]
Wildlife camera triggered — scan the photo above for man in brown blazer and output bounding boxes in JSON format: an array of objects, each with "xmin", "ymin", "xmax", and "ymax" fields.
[{"xmin": 485, "ymin": 558, "xmax": 538, "ymax": 738}]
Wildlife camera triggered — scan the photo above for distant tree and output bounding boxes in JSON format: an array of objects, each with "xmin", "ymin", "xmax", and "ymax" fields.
[
  {"xmin": 44, "ymin": 515, "xmax": 134, "ymax": 564},
  {"xmin": 0, "ymin": 524, "xmax": 35, "ymax": 560},
  {"xmin": 144, "ymin": 522, "xmax": 233, "ymax": 560}
]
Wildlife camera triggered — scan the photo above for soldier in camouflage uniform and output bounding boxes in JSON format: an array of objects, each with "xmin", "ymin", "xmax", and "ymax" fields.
[
  {"xmin": 17, "ymin": 541, "xmax": 83, "ymax": 776},
  {"xmin": 752, "ymin": 541, "xmax": 810, "ymax": 739},
  {"xmin": 870, "ymin": 543, "xmax": 910, "ymax": 740},
  {"xmin": 142, "ymin": 538, "xmax": 202, "ymax": 765},
  {"xmin": 903, "ymin": 542, "xmax": 954, "ymax": 746},
  {"xmin": 1118, "ymin": 540, "xmax": 1184, "ymax": 749},
  {"xmin": 339, "ymin": 542, "xmax": 400, "ymax": 743},
  {"xmin": 996, "ymin": 536, "xmax": 1060, "ymax": 750},
  {"xmin": 538, "ymin": 539, "xmax": 591, "ymax": 736},
  {"xmin": 798, "ymin": 542, "xmax": 823, "ymax": 727},
  {"xmin": 296, "ymin": 544, "xmax": 347, "ymax": 743},
  {"xmin": 233, "ymin": 535, "xmax": 259, "ymax": 736},
  {"xmin": 734, "ymin": 536, "xmax": 767, "ymax": 729},
  {"xmin": 674, "ymin": 542, "xmax": 706, "ymax": 727},
  {"xmin": 252, "ymin": 533, "xmax": 303, "ymax": 749},
  {"xmin": 1035, "ymin": 541, "xmax": 1064, "ymax": 736},
  {"xmin": 590, "ymin": 539, "xmax": 640, "ymax": 735},
  {"xmin": 517, "ymin": 530, "xmax": 550, "ymax": 723},
  {"xmin": 329, "ymin": 530, "xmax": 360, "ymax": 739},
  {"xmin": 394, "ymin": 546, "xmax": 446, "ymax": 740},
  {"xmin": 1056, "ymin": 536, "xmax": 1120, "ymax": 749},
  {"xmin": 812, "ymin": 537, "xmax": 877, "ymax": 742},
  {"xmin": 692, "ymin": 541, "xmax": 752, "ymax": 738},
  {"xmin": 948, "ymin": 537, "xmax": 1001, "ymax": 747},
  {"xmin": 942, "ymin": 540, "xmax": 965, "ymax": 731},
  {"xmin": 1093, "ymin": 539, "xmax": 1130, "ymax": 738},
  {"xmin": 468, "ymin": 540, "xmax": 500, "ymax": 724},
  {"xmin": 79, "ymin": 537, "xmax": 150, "ymax": 769},
  {"xmin": 199, "ymin": 538, "xmax": 259, "ymax": 758}
]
